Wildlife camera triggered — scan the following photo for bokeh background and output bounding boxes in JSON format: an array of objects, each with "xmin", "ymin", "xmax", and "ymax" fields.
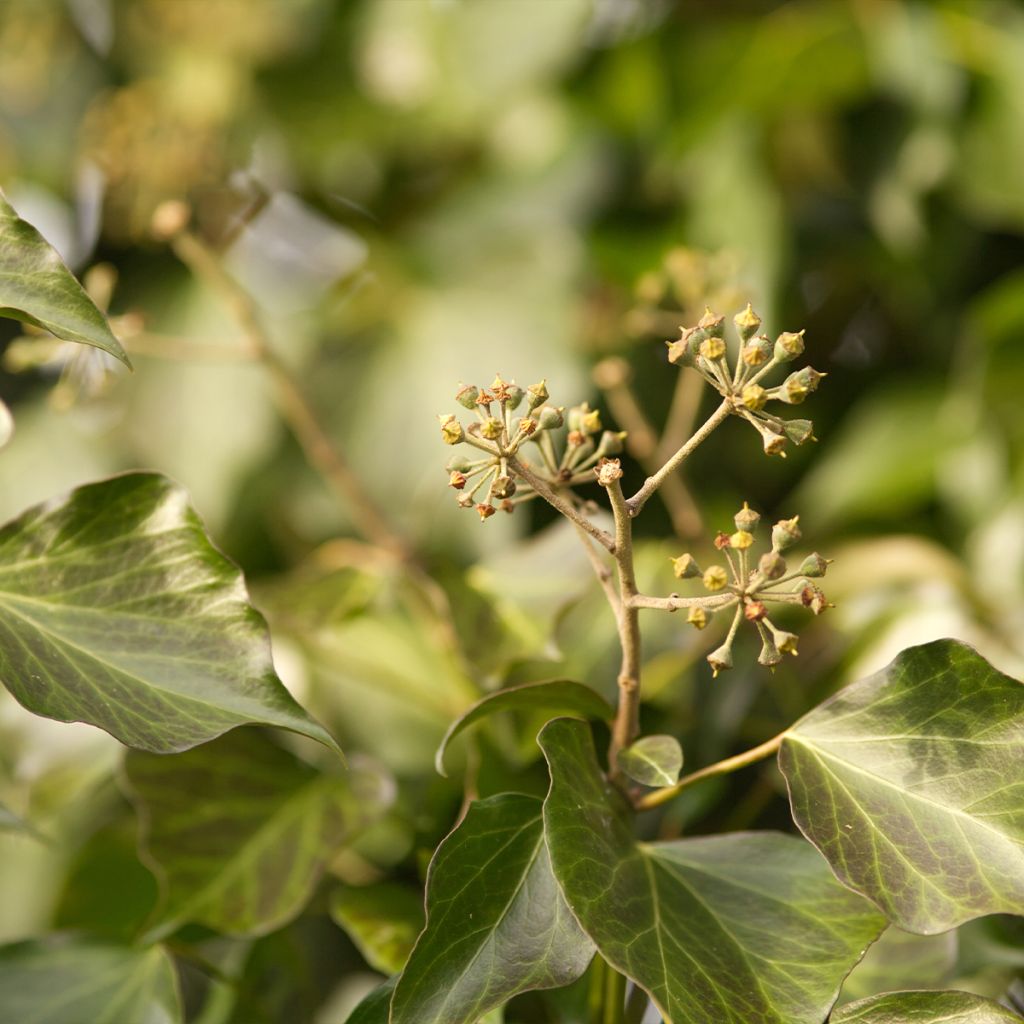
[{"xmin": 1, "ymin": 0, "xmax": 1023, "ymax": 1019}]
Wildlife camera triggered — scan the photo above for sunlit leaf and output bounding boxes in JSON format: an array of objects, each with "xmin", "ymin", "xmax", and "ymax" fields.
[
  {"xmin": 540, "ymin": 718, "xmax": 886, "ymax": 1024},
  {"xmin": 617, "ymin": 734, "xmax": 683, "ymax": 787},
  {"xmin": 330, "ymin": 883, "xmax": 424, "ymax": 975},
  {"xmin": 435, "ymin": 679, "xmax": 613, "ymax": 775},
  {"xmin": 0, "ymin": 191, "xmax": 130, "ymax": 366},
  {"xmin": 123, "ymin": 729, "xmax": 390, "ymax": 938},
  {"xmin": 831, "ymin": 989, "xmax": 1022, "ymax": 1023},
  {"xmin": 0, "ymin": 473, "xmax": 339, "ymax": 754},
  {"xmin": 780, "ymin": 639, "xmax": 1024, "ymax": 933},
  {"xmin": 390, "ymin": 792, "xmax": 595, "ymax": 1024},
  {"xmin": 0, "ymin": 939, "xmax": 181, "ymax": 1024}
]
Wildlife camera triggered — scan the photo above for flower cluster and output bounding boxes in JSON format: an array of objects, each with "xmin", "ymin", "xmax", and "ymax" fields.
[
  {"xmin": 670, "ymin": 503, "xmax": 832, "ymax": 676},
  {"xmin": 668, "ymin": 304, "xmax": 825, "ymax": 456},
  {"xmin": 439, "ymin": 375, "xmax": 625, "ymax": 521}
]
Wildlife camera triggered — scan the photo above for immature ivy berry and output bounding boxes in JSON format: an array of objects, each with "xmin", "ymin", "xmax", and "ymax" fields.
[
  {"xmin": 801, "ymin": 585, "xmax": 830, "ymax": 614},
  {"xmin": 758, "ymin": 634, "xmax": 782, "ymax": 667},
  {"xmin": 687, "ymin": 606, "xmax": 708, "ymax": 630},
  {"xmin": 504, "ymin": 383, "xmax": 525, "ymax": 410},
  {"xmin": 439, "ymin": 414, "xmax": 465, "ymax": 445},
  {"xmin": 772, "ymin": 516, "xmax": 801, "ymax": 551},
  {"xmin": 671, "ymin": 553, "xmax": 701, "ymax": 579},
  {"xmin": 698, "ymin": 307, "xmax": 725, "ymax": 338},
  {"xmin": 596, "ymin": 430, "xmax": 627, "ymax": 457},
  {"xmin": 455, "ymin": 384, "xmax": 479, "ymax": 410},
  {"xmin": 742, "ymin": 383, "xmax": 767, "ymax": 411},
  {"xmin": 757, "ymin": 423, "xmax": 787, "ymax": 457},
  {"xmin": 798, "ymin": 552, "xmax": 831, "ymax": 578},
  {"xmin": 446, "ymin": 453, "xmax": 474, "ymax": 473},
  {"xmin": 581, "ymin": 408, "xmax": 602, "ymax": 435},
  {"xmin": 702, "ymin": 565, "xmax": 728, "ymax": 591},
  {"xmin": 793, "ymin": 366, "xmax": 826, "ymax": 393},
  {"xmin": 730, "ymin": 530, "xmax": 754, "ymax": 550},
  {"xmin": 784, "ymin": 419, "xmax": 815, "ymax": 445},
  {"xmin": 667, "ymin": 326, "xmax": 704, "ymax": 368},
  {"xmin": 742, "ymin": 335, "xmax": 773, "ymax": 367},
  {"xmin": 480, "ymin": 417, "xmax": 503, "ymax": 441},
  {"xmin": 775, "ymin": 330, "xmax": 805, "ymax": 362},
  {"xmin": 527, "ymin": 379, "xmax": 549, "ymax": 410},
  {"xmin": 536, "ymin": 406, "xmax": 564, "ymax": 430},
  {"xmin": 758, "ymin": 550, "xmax": 786, "ymax": 580},
  {"xmin": 492, "ymin": 475, "xmax": 516, "ymax": 500},
  {"xmin": 734, "ymin": 303, "xmax": 762, "ymax": 341},
  {"xmin": 779, "ymin": 372, "xmax": 809, "ymax": 404},
  {"xmin": 734, "ymin": 502, "xmax": 761, "ymax": 532},
  {"xmin": 767, "ymin": 624, "xmax": 799, "ymax": 654},
  {"xmin": 707, "ymin": 643, "xmax": 733, "ymax": 677},
  {"xmin": 700, "ymin": 336, "xmax": 727, "ymax": 362},
  {"xmin": 449, "ymin": 471, "xmax": 467, "ymax": 489}
]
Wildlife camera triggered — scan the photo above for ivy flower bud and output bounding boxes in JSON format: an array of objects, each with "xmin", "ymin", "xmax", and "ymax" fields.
[
  {"xmin": 492, "ymin": 475, "xmax": 516, "ymax": 500},
  {"xmin": 476, "ymin": 503, "xmax": 496, "ymax": 521},
  {"xmin": 742, "ymin": 383, "xmax": 767, "ymax": 411},
  {"xmin": 798, "ymin": 552, "xmax": 831, "ymax": 578},
  {"xmin": 596, "ymin": 430, "xmax": 627, "ymax": 457},
  {"xmin": 758, "ymin": 550, "xmax": 786, "ymax": 579},
  {"xmin": 527, "ymin": 380, "xmax": 549, "ymax": 410},
  {"xmin": 536, "ymin": 406, "xmax": 564, "ymax": 431},
  {"xmin": 783, "ymin": 419, "xmax": 815, "ymax": 445},
  {"xmin": 687, "ymin": 606, "xmax": 708, "ymax": 630},
  {"xmin": 700, "ymin": 336, "xmax": 727, "ymax": 362},
  {"xmin": 742, "ymin": 335, "xmax": 773, "ymax": 367},
  {"xmin": 702, "ymin": 566, "xmax": 728, "ymax": 591},
  {"xmin": 581, "ymin": 408, "xmax": 602, "ymax": 435},
  {"xmin": 480, "ymin": 417, "xmax": 503, "ymax": 441},
  {"xmin": 671, "ymin": 554, "xmax": 701, "ymax": 579},
  {"xmin": 449, "ymin": 471, "xmax": 467, "ymax": 490},
  {"xmin": 596, "ymin": 458, "xmax": 624, "ymax": 487},
  {"xmin": 772, "ymin": 516, "xmax": 801, "ymax": 551},
  {"xmin": 439, "ymin": 414, "xmax": 465, "ymax": 445},
  {"xmin": 730, "ymin": 530, "xmax": 754, "ymax": 550},
  {"xmin": 758, "ymin": 635, "xmax": 782, "ymax": 667},
  {"xmin": 456, "ymin": 384, "xmax": 480, "ymax": 410},
  {"xmin": 801, "ymin": 585, "xmax": 830, "ymax": 615},
  {"xmin": 707, "ymin": 643, "xmax": 733, "ymax": 677},
  {"xmin": 774, "ymin": 330, "xmax": 805, "ymax": 362},
  {"xmin": 734, "ymin": 502, "xmax": 760, "ymax": 532},
  {"xmin": 698, "ymin": 307, "xmax": 725, "ymax": 338},
  {"xmin": 734, "ymin": 303, "xmax": 762, "ymax": 341},
  {"xmin": 744, "ymin": 599, "xmax": 767, "ymax": 622},
  {"xmin": 446, "ymin": 453, "xmax": 474, "ymax": 473},
  {"xmin": 503, "ymin": 383, "xmax": 524, "ymax": 410}
]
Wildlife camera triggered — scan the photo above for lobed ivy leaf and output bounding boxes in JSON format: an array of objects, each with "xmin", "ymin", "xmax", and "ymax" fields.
[
  {"xmin": 831, "ymin": 989, "xmax": 1023, "ymax": 1022},
  {"xmin": 123, "ymin": 728, "xmax": 390, "ymax": 939},
  {"xmin": 540, "ymin": 718, "xmax": 886, "ymax": 1024},
  {"xmin": 435, "ymin": 679, "xmax": 613, "ymax": 776},
  {"xmin": 780, "ymin": 639, "xmax": 1024, "ymax": 934},
  {"xmin": 617, "ymin": 734, "xmax": 683, "ymax": 787},
  {"xmin": 390, "ymin": 792, "xmax": 595, "ymax": 1024},
  {"xmin": 0, "ymin": 939, "xmax": 181, "ymax": 1024},
  {"xmin": 0, "ymin": 472, "xmax": 339, "ymax": 754},
  {"xmin": 0, "ymin": 191, "xmax": 130, "ymax": 366},
  {"xmin": 330, "ymin": 882, "xmax": 424, "ymax": 975}
]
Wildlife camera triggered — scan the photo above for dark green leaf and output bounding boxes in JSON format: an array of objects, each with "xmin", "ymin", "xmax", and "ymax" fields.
[
  {"xmin": 0, "ymin": 938, "xmax": 181, "ymax": 1024},
  {"xmin": 123, "ymin": 729, "xmax": 390, "ymax": 938},
  {"xmin": 345, "ymin": 978, "xmax": 394, "ymax": 1024},
  {"xmin": 540, "ymin": 718, "xmax": 886, "ymax": 1024},
  {"xmin": 831, "ymin": 990, "xmax": 1022, "ymax": 1023},
  {"xmin": 0, "ymin": 473, "xmax": 339, "ymax": 754},
  {"xmin": 0, "ymin": 191, "xmax": 130, "ymax": 366},
  {"xmin": 390, "ymin": 792, "xmax": 595, "ymax": 1024},
  {"xmin": 435, "ymin": 679, "xmax": 613, "ymax": 775},
  {"xmin": 330, "ymin": 882, "xmax": 424, "ymax": 975},
  {"xmin": 780, "ymin": 639, "xmax": 1024, "ymax": 933},
  {"xmin": 617, "ymin": 734, "xmax": 683, "ymax": 787}
]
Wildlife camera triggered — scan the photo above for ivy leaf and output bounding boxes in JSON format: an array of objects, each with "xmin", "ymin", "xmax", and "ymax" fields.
[
  {"xmin": 540, "ymin": 718, "xmax": 886, "ymax": 1024},
  {"xmin": 780, "ymin": 639, "xmax": 1024, "ymax": 934},
  {"xmin": 831, "ymin": 990, "xmax": 1022, "ymax": 1023},
  {"xmin": 345, "ymin": 978, "xmax": 395, "ymax": 1024},
  {"xmin": 0, "ymin": 191, "xmax": 130, "ymax": 367},
  {"xmin": 617, "ymin": 734, "xmax": 683, "ymax": 787},
  {"xmin": 0, "ymin": 473, "xmax": 339, "ymax": 754},
  {"xmin": 0, "ymin": 939, "xmax": 181, "ymax": 1024},
  {"xmin": 390, "ymin": 792, "xmax": 595, "ymax": 1024},
  {"xmin": 123, "ymin": 728, "xmax": 391, "ymax": 939},
  {"xmin": 330, "ymin": 883, "xmax": 424, "ymax": 975},
  {"xmin": 435, "ymin": 679, "xmax": 612, "ymax": 775}
]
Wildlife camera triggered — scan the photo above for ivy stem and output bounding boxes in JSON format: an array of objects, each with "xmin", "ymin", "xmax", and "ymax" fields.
[
  {"xmin": 606, "ymin": 475, "xmax": 641, "ymax": 774},
  {"xmin": 636, "ymin": 731, "xmax": 787, "ymax": 811},
  {"xmin": 627, "ymin": 399, "xmax": 732, "ymax": 517}
]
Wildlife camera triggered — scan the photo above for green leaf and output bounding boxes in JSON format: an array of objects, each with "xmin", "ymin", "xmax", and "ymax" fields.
[
  {"xmin": 780, "ymin": 639, "xmax": 1024, "ymax": 934},
  {"xmin": 390, "ymin": 792, "xmax": 595, "ymax": 1024},
  {"xmin": 617, "ymin": 734, "xmax": 683, "ymax": 787},
  {"xmin": 0, "ymin": 472, "xmax": 339, "ymax": 754},
  {"xmin": 0, "ymin": 939, "xmax": 181, "ymax": 1024},
  {"xmin": 831, "ymin": 990, "xmax": 1022, "ymax": 1023},
  {"xmin": 539, "ymin": 718, "xmax": 886, "ymax": 1024},
  {"xmin": 0, "ymin": 191, "xmax": 130, "ymax": 367},
  {"xmin": 345, "ymin": 978, "xmax": 395, "ymax": 1024},
  {"xmin": 839, "ymin": 927, "xmax": 957, "ymax": 1005},
  {"xmin": 330, "ymin": 882, "xmax": 424, "ymax": 975},
  {"xmin": 123, "ymin": 728, "xmax": 390, "ymax": 938},
  {"xmin": 435, "ymin": 679, "xmax": 613, "ymax": 775}
]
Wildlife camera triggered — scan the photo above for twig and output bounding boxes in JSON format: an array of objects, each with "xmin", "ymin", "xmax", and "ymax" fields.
[
  {"xmin": 573, "ymin": 522, "xmax": 621, "ymax": 614},
  {"xmin": 628, "ymin": 593, "xmax": 736, "ymax": 612}
]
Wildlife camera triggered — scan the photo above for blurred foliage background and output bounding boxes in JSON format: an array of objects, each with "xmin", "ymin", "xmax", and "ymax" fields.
[{"xmin": 1, "ymin": 0, "xmax": 1023, "ymax": 1020}]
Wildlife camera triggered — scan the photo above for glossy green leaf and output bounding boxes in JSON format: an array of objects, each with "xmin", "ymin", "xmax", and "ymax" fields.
[
  {"xmin": 780, "ymin": 639, "xmax": 1024, "ymax": 933},
  {"xmin": 617, "ymin": 734, "xmax": 683, "ymax": 787},
  {"xmin": 831, "ymin": 990, "xmax": 1022, "ymax": 1023},
  {"xmin": 435, "ymin": 679, "xmax": 613, "ymax": 775},
  {"xmin": 0, "ymin": 472, "xmax": 338, "ymax": 754},
  {"xmin": 345, "ymin": 978, "xmax": 395, "ymax": 1024},
  {"xmin": 0, "ymin": 191, "xmax": 130, "ymax": 367},
  {"xmin": 123, "ymin": 729, "xmax": 390, "ymax": 938},
  {"xmin": 390, "ymin": 792, "xmax": 595, "ymax": 1024},
  {"xmin": 330, "ymin": 883, "xmax": 424, "ymax": 975},
  {"xmin": 0, "ymin": 939, "xmax": 181, "ymax": 1024},
  {"xmin": 540, "ymin": 718, "xmax": 886, "ymax": 1024}
]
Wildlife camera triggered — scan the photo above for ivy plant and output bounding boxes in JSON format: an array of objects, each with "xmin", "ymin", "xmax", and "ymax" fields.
[{"xmin": 0, "ymin": 191, "xmax": 1021, "ymax": 1024}]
